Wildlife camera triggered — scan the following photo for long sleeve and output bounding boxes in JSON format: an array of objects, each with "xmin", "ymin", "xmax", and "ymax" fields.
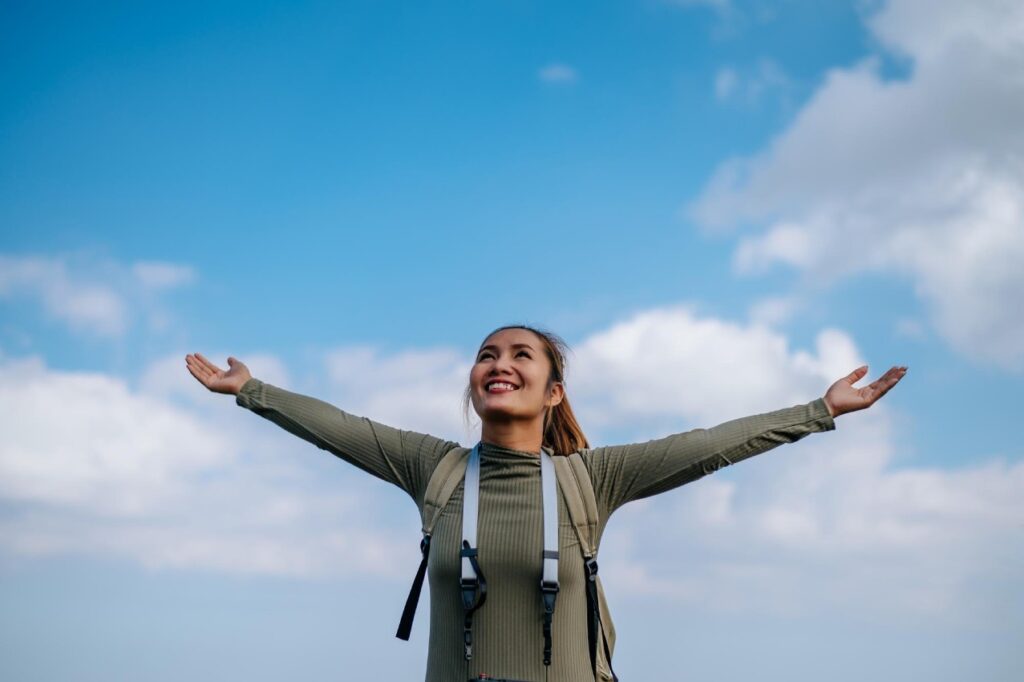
[
  {"xmin": 584, "ymin": 397, "xmax": 836, "ymax": 519},
  {"xmin": 235, "ymin": 378, "xmax": 461, "ymax": 506}
]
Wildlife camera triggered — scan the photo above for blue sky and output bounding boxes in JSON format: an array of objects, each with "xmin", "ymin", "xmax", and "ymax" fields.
[{"xmin": 1, "ymin": 1, "xmax": 1022, "ymax": 680}]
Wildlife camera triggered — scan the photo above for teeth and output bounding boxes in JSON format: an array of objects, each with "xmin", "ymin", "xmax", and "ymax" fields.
[{"xmin": 487, "ymin": 382, "xmax": 517, "ymax": 391}]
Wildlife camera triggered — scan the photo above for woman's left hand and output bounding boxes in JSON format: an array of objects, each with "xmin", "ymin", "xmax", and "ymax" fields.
[{"xmin": 823, "ymin": 365, "xmax": 907, "ymax": 418}]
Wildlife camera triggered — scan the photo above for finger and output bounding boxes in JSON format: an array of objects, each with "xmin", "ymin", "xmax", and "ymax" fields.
[
  {"xmin": 877, "ymin": 366, "xmax": 906, "ymax": 389},
  {"xmin": 865, "ymin": 366, "xmax": 906, "ymax": 402},
  {"xmin": 194, "ymin": 352, "xmax": 223, "ymax": 374},
  {"xmin": 883, "ymin": 366, "xmax": 908, "ymax": 391},
  {"xmin": 185, "ymin": 356, "xmax": 213, "ymax": 386},
  {"xmin": 843, "ymin": 365, "xmax": 869, "ymax": 385},
  {"xmin": 186, "ymin": 354, "xmax": 217, "ymax": 384},
  {"xmin": 864, "ymin": 370, "xmax": 895, "ymax": 395}
]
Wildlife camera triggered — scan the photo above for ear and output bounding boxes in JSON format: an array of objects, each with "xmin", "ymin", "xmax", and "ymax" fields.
[{"xmin": 547, "ymin": 381, "xmax": 565, "ymax": 408}]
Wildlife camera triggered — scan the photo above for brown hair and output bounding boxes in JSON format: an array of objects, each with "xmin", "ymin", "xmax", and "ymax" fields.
[{"xmin": 462, "ymin": 324, "xmax": 590, "ymax": 456}]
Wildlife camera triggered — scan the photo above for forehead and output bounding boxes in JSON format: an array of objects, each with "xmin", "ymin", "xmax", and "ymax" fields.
[{"xmin": 479, "ymin": 327, "xmax": 543, "ymax": 350}]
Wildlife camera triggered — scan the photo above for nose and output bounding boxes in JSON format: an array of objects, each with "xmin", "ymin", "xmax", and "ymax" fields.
[{"xmin": 488, "ymin": 353, "xmax": 514, "ymax": 375}]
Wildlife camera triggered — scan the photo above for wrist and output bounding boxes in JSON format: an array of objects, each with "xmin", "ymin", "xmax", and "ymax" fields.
[
  {"xmin": 235, "ymin": 376, "xmax": 257, "ymax": 396},
  {"xmin": 823, "ymin": 396, "xmax": 837, "ymax": 418}
]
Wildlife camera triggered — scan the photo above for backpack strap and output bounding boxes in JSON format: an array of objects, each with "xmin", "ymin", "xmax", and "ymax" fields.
[
  {"xmin": 459, "ymin": 444, "xmax": 487, "ymax": 661},
  {"xmin": 539, "ymin": 447, "xmax": 560, "ymax": 668},
  {"xmin": 395, "ymin": 446, "xmax": 469, "ymax": 641},
  {"xmin": 423, "ymin": 447, "xmax": 472, "ymax": 535},
  {"xmin": 552, "ymin": 454, "xmax": 599, "ymax": 557},
  {"xmin": 553, "ymin": 453, "xmax": 619, "ymax": 682}
]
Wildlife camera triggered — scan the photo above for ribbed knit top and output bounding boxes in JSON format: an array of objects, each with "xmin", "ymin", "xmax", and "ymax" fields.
[{"xmin": 236, "ymin": 378, "xmax": 836, "ymax": 682}]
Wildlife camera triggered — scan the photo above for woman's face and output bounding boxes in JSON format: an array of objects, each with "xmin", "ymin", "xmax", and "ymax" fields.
[{"xmin": 469, "ymin": 328, "xmax": 563, "ymax": 422}]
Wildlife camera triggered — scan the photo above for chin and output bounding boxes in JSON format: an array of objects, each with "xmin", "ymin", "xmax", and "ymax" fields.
[{"xmin": 478, "ymin": 403, "xmax": 525, "ymax": 421}]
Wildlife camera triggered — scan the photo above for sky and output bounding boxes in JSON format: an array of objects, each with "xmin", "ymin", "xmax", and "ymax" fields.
[{"xmin": 1, "ymin": 0, "xmax": 1022, "ymax": 680}]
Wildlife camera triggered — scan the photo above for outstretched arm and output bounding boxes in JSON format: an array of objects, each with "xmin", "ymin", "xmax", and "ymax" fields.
[
  {"xmin": 585, "ymin": 364, "xmax": 907, "ymax": 520},
  {"xmin": 185, "ymin": 353, "xmax": 460, "ymax": 505}
]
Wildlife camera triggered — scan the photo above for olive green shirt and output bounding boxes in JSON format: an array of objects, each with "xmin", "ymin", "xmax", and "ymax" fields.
[{"xmin": 236, "ymin": 378, "xmax": 835, "ymax": 681}]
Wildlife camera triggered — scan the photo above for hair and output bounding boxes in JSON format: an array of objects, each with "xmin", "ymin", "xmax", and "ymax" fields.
[{"xmin": 462, "ymin": 324, "xmax": 590, "ymax": 456}]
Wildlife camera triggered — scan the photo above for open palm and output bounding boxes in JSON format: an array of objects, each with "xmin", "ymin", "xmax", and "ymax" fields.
[
  {"xmin": 184, "ymin": 352, "xmax": 252, "ymax": 396},
  {"xmin": 823, "ymin": 364, "xmax": 907, "ymax": 418}
]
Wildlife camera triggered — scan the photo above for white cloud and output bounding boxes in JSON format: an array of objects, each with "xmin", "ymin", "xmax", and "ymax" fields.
[
  {"xmin": 0, "ymin": 351, "xmax": 412, "ymax": 578},
  {"xmin": 323, "ymin": 345, "xmax": 473, "ymax": 443},
  {"xmin": 688, "ymin": 0, "xmax": 1024, "ymax": 370},
  {"xmin": 0, "ymin": 254, "xmax": 127, "ymax": 337},
  {"xmin": 538, "ymin": 63, "xmax": 578, "ymax": 84},
  {"xmin": 0, "ymin": 252, "xmax": 196, "ymax": 339},
  {"xmin": 570, "ymin": 305, "xmax": 861, "ymax": 432}
]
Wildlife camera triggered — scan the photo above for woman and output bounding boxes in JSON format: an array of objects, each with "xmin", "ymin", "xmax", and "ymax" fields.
[{"xmin": 185, "ymin": 324, "xmax": 906, "ymax": 682}]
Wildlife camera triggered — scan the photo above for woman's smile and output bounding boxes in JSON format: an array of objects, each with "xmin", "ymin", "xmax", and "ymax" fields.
[{"xmin": 485, "ymin": 381, "xmax": 519, "ymax": 393}]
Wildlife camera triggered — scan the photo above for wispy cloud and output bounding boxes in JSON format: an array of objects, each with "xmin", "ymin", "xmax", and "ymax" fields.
[
  {"xmin": 0, "ymin": 254, "xmax": 127, "ymax": 337},
  {"xmin": 714, "ymin": 66, "xmax": 739, "ymax": 99},
  {"xmin": 714, "ymin": 58, "xmax": 792, "ymax": 105},
  {"xmin": 131, "ymin": 261, "xmax": 197, "ymax": 290},
  {"xmin": 0, "ymin": 252, "xmax": 196, "ymax": 339},
  {"xmin": 666, "ymin": 0, "xmax": 731, "ymax": 12},
  {"xmin": 663, "ymin": 0, "xmax": 742, "ymax": 36},
  {"xmin": 538, "ymin": 62, "xmax": 579, "ymax": 85}
]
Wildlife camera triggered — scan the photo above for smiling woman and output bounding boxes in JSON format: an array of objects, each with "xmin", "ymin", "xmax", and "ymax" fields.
[{"xmin": 184, "ymin": 324, "xmax": 906, "ymax": 682}]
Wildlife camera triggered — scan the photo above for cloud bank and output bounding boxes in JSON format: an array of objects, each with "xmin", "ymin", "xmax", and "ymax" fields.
[
  {"xmin": 1, "ymin": 305, "xmax": 1018, "ymax": 632},
  {"xmin": 689, "ymin": 0, "xmax": 1024, "ymax": 370}
]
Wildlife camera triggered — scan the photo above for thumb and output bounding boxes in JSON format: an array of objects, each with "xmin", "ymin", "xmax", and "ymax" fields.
[{"xmin": 227, "ymin": 356, "xmax": 238, "ymax": 366}]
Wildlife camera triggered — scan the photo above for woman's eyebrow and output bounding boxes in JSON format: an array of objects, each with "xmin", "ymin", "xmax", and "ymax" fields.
[{"xmin": 478, "ymin": 343, "xmax": 536, "ymax": 353}]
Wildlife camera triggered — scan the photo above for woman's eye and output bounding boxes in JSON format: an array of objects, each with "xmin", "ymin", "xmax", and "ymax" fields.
[{"xmin": 476, "ymin": 350, "xmax": 528, "ymax": 360}]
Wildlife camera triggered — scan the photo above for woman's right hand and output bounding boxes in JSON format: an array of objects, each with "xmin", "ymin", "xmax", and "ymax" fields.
[{"xmin": 185, "ymin": 352, "xmax": 253, "ymax": 396}]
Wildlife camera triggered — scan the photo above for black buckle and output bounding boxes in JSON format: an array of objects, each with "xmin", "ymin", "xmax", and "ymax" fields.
[
  {"xmin": 461, "ymin": 578, "xmax": 479, "ymax": 610},
  {"xmin": 540, "ymin": 577, "xmax": 557, "ymax": 610},
  {"xmin": 463, "ymin": 621, "xmax": 474, "ymax": 660},
  {"xmin": 540, "ymin": 580, "xmax": 559, "ymax": 666},
  {"xmin": 585, "ymin": 558, "xmax": 599, "ymax": 581}
]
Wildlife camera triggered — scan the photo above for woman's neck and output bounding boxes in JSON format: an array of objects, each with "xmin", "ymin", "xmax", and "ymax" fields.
[{"xmin": 480, "ymin": 416, "xmax": 544, "ymax": 455}]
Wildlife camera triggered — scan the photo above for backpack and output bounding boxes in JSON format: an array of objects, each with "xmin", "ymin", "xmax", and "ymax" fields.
[{"xmin": 396, "ymin": 446, "xmax": 619, "ymax": 682}]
